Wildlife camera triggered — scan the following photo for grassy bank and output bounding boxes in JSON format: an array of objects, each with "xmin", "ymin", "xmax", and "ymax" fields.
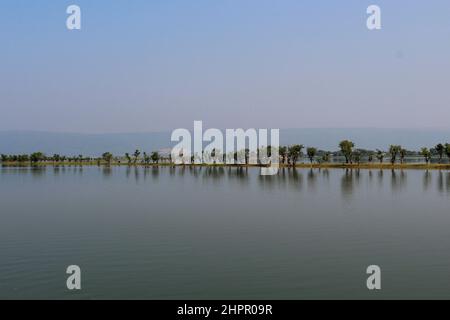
[{"xmin": 1, "ymin": 161, "xmax": 450, "ymax": 170}]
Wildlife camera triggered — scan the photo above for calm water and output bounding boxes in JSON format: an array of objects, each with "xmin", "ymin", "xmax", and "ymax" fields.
[{"xmin": 1, "ymin": 166, "xmax": 450, "ymax": 299}]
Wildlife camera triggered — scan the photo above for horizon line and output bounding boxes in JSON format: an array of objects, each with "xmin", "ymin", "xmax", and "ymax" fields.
[{"xmin": 2, "ymin": 127, "xmax": 450, "ymax": 135}]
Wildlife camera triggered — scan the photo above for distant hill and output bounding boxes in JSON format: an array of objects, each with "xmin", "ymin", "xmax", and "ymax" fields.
[{"xmin": 0, "ymin": 129, "xmax": 449, "ymax": 156}]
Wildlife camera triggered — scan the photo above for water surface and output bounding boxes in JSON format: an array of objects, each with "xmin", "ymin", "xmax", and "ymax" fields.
[{"xmin": 1, "ymin": 166, "xmax": 450, "ymax": 299}]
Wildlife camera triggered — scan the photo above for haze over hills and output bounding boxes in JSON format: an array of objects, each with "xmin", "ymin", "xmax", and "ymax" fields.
[{"xmin": 0, "ymin": 128, "xmax": 449, "ymax": 157}]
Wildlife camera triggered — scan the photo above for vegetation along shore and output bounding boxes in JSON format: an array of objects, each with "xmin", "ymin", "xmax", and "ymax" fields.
[{"xmin": 2, "ymin": 140, "xmax": 450, "ymax": 170}]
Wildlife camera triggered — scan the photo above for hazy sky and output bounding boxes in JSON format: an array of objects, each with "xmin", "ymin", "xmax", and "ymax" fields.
[{"xmin": 1, "ymin": 0, "xmax": 450, "ymax": 133}]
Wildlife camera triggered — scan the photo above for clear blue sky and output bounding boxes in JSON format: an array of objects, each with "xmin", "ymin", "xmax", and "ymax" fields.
[{"xmin": 1, "ymin": 0, "xmax": 450, "ymax": 133}]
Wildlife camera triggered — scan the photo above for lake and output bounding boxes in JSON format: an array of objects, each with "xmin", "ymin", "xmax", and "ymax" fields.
[{"xmin": 1, "ymin": 165, "xmax": 450, "ymax": 299}]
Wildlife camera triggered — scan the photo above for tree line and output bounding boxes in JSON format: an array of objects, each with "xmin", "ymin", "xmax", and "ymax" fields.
[{"xmin": 1, "ymin": 141, "xmax": 450, "ymax": 166}]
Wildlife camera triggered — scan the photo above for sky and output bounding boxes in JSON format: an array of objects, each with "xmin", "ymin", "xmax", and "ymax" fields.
[{"xmin": 1, "ymin": 0, "xmax": 450, "ymax": 133}]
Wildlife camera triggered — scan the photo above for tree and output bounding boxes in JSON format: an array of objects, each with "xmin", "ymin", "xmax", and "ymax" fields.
[
  {"xmin": 435, "ymin": 143, "xmax": 444, "ymax": 164},
  {"xmin": 339, "ymin": 140, "xmax": 354, "ymax": 164},
  {"xmin": 244, "ymin": 149, "xmax": 250, "ymax": 165},
  {"xmin": 18, "ymin": 154, "xmax": 29, "ymax": 162},
  {"xmin": 421, "ymin": 147, "xmax": 431, "ymax": 164},
  {"xmin": 389, "ymin": 145, "xmax": 401, "ymax": 164},
  {"xmin": 102, "ymin": 152, "xmax": 113, "ymax": 165},
  {"xmin": 353, "ymin": 151, "xmax": 361, "ymax": 164},
  {"xmin": 399, "ymin": 148, "xmax": 407, "ymax": 164},
  {"xmin": 1, "ymin": 154, "xmax": 8, "ymax": 162},
  {"xmin": 142, "ymin": 152, "xmax": 148, "ymax": 164},
  {"xmin": 376, "ymin": 149, "xmax": 384, "ymax": 164},
  {"xmin": 306, "ymin": 147, "xmax": 317, "ymax": 164},
  {"xmin": 151, "ymin": 151, "xmax": 160, "ymax": 164},
  {"xmin": 445, "ymin": 143, "xmax": 450, "ymax": 162},
  {"xmin": 133, "ymin": 150, "xmax": 140, "ymax": 164},
  {"xmin": 279, "ymin": 146, "xmax": 287, "ymax": 164},
  {"xmin": 30, "ymin": 152, "xmax": 45, "ymax": 163},
  {"xmin": 125, "ymin": 153, "xmax": 131, "ymax": 165},
  {"xmin": 322, "ymin": 152, "xmax": 331, "ymax": 163},
  {"xmin": 288, "ymin": 144, "xmax": 304, "ymax": 166}
]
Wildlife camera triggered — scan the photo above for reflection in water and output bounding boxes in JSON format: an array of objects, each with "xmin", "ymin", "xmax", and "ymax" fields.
[
  {"xmin": 257, "ymin": 167, "xmax": 306, "ymax": 192},
  {"xmin": 2, "ymin": 165, "xmax": 450, "ymax": 300},
  {"xmin": 341, "ymin": 169, "xmax": 354, "ymax": 199},
  {"xmin": 151, "ymin": 166, "xmax": 160, "ymax": 179},
  {"xmin": 202, "ymin": 166, "xmax": 226, "ymax": 180},
  {"xmin": 30, "ymin": 166, "xmax": 46, "ymax": 179},
  {"xmin": 377, "ymin": 169, "xmax": 384, "ymax": 189},
  {"xmin": 437, "ymin": 171, "xmax": 450, "ymax": 195},
  {"xmin": 7, "ymin": 165, "xmax": 450, "ymax": 200},
  {"xmin": 391, "ymin": 170, "xmax": 407, "ymax": 192},
  {"xmin": 423, "ymin": 170, "xmax": 432, "ymax": 191},
  {"xmin": 134, "ymin": 167, "xmax": 140, "ymax": 182},
  {"xmin": 307, "ymin": 169, "xmax": 318, "ymax": 193},
  {"xmin": 447, "ymin": 173, "xmax": 450, "ymax": 194},
  {"xmin": 322, "ymin": 169, "xmax": 330, "ymax": 181},
  {"xmin": 438, "ymin": 171, "xmax": 444, "ymax": 193},
  {"xmin": 53, "ymin": 166, "xmax": 60, "ymax": 176},
  {"xmin": 102, "ymin": 166, "xmax": 112, "ymax": 178}
]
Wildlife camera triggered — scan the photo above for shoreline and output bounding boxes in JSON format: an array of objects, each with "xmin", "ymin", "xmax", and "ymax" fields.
[{"xmin": 2, "ymin": 162, "xmax": 450, "ymax": 170}]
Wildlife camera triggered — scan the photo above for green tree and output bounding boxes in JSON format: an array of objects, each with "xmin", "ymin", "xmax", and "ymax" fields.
[
  {"xmin": 244, "ymin": 148, "xmax": 250, "ymax": 165},
  {"xmin": 339, "ymin": 140, "xmax": 354, "ymax": 164},
  {"xmin": 143, "ymin": 152, "xmax": 151, "ymax": 164},
  {"xmin": 445, "ymin": 143, "xmax": 450, "ymax": 162},
  {"xmin": 389, "ymin": 145, "xmax": 401, "ymax": 164},
  {"xmin": 279, "ymin": 146, "xmax": 287, "ymax": 164},
  {"xmin": 421, "ymin": 147, "xmax": 431, "ymax": 164},
  {"xmin": 288, "ymin": 144, "xmax": 304, "ymax": 166},
  {"xmin": 125, "ymin": 153, "xmax": 131, "ymax": 165},
  {"xmin": 30, "ymin": 152, "xmax": 45, "ymax": 163},
  {"xmin": 102, "ymin": 152, "xmax": 113, "ymax": 165},
  {"xmin": 353, "ymin": 151, "xmax": 361, "ymax": 164},
  {"xmin": 133, "ymin": 149, "xmax": 141, "ymax": 164},
  {"xmin": 322, "ymin": 152, "xmax": 331, "ymax": 163},
  {"xmin": 376, "ymin": 149, "xmax": 384, "ymax": 164},
  {"xmin": 306, "ymin": 147, "xmax": 317, "ymax": 164},
  {"xmin": 399, "ymin": 148, "xmax": 407, "ymax": 164},
  {"xmin": 435, "ymin": 143, "xmax": 444, "ymax": 164},
  {"xmin": 151, "ymin": 151, "xmax": 160, "ymax": 164}
]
